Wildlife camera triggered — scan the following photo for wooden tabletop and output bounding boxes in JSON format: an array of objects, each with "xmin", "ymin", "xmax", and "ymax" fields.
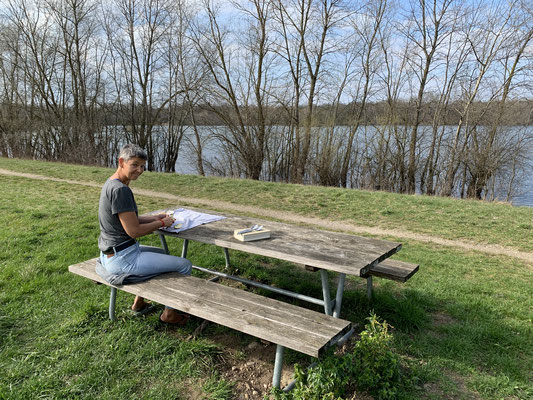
[{"xmin": 152, "ymin": 207, "xmax": 402, "ymax": 277}]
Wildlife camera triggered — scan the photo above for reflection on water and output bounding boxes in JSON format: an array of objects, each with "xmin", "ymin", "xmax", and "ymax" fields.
[{"xmin": 508, "ymin": 183, "xmax": 533, "ymax": 207}]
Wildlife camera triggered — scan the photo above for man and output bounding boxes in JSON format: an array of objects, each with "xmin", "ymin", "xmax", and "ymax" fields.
[{"xmin": 98, "ymin": 144, "xmax": 191, "ymax": 324}]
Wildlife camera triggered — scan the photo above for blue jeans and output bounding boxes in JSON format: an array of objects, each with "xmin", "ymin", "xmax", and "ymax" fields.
[{"xmin": 100, "ymin": 242, "xmax": 192, "ymax": 276}]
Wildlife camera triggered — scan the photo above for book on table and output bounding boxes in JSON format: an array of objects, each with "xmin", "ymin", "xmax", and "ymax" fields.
[{"xmin": 233, "ymin": 228, "xmax": 271, "ymax": 242}]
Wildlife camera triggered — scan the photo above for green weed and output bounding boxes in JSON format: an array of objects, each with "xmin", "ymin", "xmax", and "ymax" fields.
[{"xmin": 271, "ymin": 314, "xmax": 416, "ymax": 400}]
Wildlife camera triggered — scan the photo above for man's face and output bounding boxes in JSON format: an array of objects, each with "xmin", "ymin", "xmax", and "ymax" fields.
[{"xmin": 120, "ymin": 156, "xmax": 146, "ymax": 180}]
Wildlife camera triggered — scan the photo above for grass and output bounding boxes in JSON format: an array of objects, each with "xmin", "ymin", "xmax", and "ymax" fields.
[
  {"xmin": 0, "ymin": 158, "xmax": 532, "ymax": 399},
  {"xmin": 0, "ymin": 157, "xmax": 532, "ymax": 252}
]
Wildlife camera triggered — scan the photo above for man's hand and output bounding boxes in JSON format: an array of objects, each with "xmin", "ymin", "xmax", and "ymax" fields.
[{"xmin": 160, "ymin": 216, "xmax": 175, "ymax": 228}]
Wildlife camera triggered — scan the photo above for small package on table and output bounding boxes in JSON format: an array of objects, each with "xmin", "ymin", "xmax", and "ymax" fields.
[{"xmin": 234, "ymin": 227, "xmax": 271, "ymax": 242}]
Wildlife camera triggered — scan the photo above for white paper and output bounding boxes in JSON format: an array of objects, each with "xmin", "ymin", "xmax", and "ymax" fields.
[{"xmin": 161, "ymin": 208, "xmax": 225, "ymax": 233}]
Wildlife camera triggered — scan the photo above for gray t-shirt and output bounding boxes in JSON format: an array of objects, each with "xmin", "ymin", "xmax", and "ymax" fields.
[{"xmin": 98, "ymin": 179, "xmax": 138, "ymax": 252}]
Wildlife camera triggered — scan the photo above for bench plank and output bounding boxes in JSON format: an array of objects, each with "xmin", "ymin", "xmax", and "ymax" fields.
[
  {"xmin": 364, "ymin": 259, "xmax": 419, "ymax": 282},
  {"xmin": 69, "ymin": 259, "xmax": 352, "ymax": 358}
]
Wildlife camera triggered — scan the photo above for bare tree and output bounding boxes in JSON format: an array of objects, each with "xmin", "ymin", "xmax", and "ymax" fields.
[
  {"xmin": 401, "ymin": 0, "xmax": 456, "ymax": 193},
  {"xmin": 372, "ymin": 3, "xmax": 411, "ymax": 193},
  {"xmin": 156, "ymin": 0, "xmax": 205, "ymax": 173},
  {"xmin": 0, "ymin": 19, "xmax": 29, "ymax": 158},
  {"xmin": 464, "ymin": 5, "xmax": 533, "ymax": 199},
  {"xmin": 273, "ymin": 0, "xmax": 345, "ymax": 183},
  {"xmin": 191, "ymin": 0, "xmax": 275, "ymax": 180},
  {"xmin": 105, "ymin": 0, "xmax": 183, "ymax": 170},
  {"xmin": 2, "ymin": 0, "xmax": 100, "ymax": 162},
  {"xmin": 173, "ymin": 1, "xmax": 207, "ymax": 175},
  {"xmin": 338, "ymin": 0, "xmax": 387, "ymax": 188},
  {"xmin": 419, "ymin": 4, "xmax": 470, "ymax": 195},
  {"xmin": 5, "ymin": 0, "xmax": 65, "ymax": 160},
  {"xmin": 46, "ymin": 0, "xmax": 107, "ymax": 163},
  {"xmin": 442, "ymin": 0, "xmax": 517, "ymax": 196}
]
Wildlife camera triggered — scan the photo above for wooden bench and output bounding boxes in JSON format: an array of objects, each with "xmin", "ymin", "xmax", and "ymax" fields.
[
  {"xmin": 68, "ymin": 259, "xmax": 353, "ymax": 389},
  {"xmin": 363, "ymin": 259, "xmax": 419, "ymax": 298}
]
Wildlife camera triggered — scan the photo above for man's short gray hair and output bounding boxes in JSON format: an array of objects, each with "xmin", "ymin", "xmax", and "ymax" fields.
[{"xmin": 119, "ymin": 144, "xmax": 147, "ymax": 161}]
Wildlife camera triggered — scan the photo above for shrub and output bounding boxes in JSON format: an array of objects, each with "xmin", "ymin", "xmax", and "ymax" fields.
[
  {"xmin": 271, "ymin": 312, "xmax": 406, "ymax": 400},
  {"xmin": 348, "ymin": 313, "xmax": 403, "ymax": 399}
]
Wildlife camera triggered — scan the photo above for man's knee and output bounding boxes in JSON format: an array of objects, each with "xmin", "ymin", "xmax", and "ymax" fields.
[{"xmin": 178, "ymin": 258, "xmax": 192, "ymax": 275}]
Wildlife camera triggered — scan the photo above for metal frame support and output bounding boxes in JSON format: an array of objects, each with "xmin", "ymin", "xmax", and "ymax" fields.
[
  {"xmin": 223, "ymin": 248, "xmax": 230, "ymax": 269},
  {"xmin": 158, "ymin": 232, "xmax": 169, "ymax": 254},
  {"xmin": 273, "ymin": 344, "xmax": 285, "ymax": 389},
  {"xmin": 181, "ymin": 239, "xmax": 189, "ymax": 258},
  {"xmin": 159, "ymin": 232, "xmax": 189, "ymax": 258},
  {"xmin": 320, "ymin": 269, "xmax": 333, "ymax": 316},
  {"xmin": 366, "ymin": 276, "xmax": 373, "ymax": 299},
  {"xmin": 109, "ymin": 287, "xmax": 117, "ymax": 321},
  {"xmin": 335, "ymin": 326, "xmax": 355, "ymax": 347},
  {"xmin": 333, "ymin": 273, "xmax": 346, "ymax": 318},
  {"xmin": 192, "ymin": 265, "xmax": 326, "ymax": 306}
]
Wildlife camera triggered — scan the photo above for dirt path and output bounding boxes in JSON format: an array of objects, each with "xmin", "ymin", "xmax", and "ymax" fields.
[{"xmin": 2, "ymin": 167, "xmax": 532, "ymax": 265}]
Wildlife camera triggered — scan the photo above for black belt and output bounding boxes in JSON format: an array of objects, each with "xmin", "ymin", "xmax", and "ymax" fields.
[{"xmin": 103, "ymin": 239, "xmax": 136, "ymax": 255}]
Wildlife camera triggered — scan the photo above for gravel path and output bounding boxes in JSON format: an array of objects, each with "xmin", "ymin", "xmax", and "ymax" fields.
[{"xmin": 2, "ymin": 167, "xmax": 532, "ymax": 265}]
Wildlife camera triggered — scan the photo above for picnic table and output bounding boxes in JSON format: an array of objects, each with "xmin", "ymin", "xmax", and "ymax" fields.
[
  {"xmin": 69, "ymin": 206, "xmax": 417, "ymax": 390},
  {"xmin": 152, "ymin": 207, "xmax": 405, "ymax": 318}
]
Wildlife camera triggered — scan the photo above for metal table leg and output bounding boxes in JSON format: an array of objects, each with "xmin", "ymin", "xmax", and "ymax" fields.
[
  {"xmin": 272, "ymin": 344, "xmax": 285, "ymax": 389},
  {"xmin": 109, "ymin": 287, "xmax": 117, "ymax": 321},
  {"xmin": 366, "ymin": 275, "xmax": 373, "ymax": 299},
  {"xmin": 320, "ymin": 269, "xmax": 333, "ymax": 316},
  {"xmin": 181, "ymin": 239, "xmax": 189, "ymax": 258},
  {"xmin": 158, "ymin": 232, "xmax": 169, "ymax": 254},
  {"xmin": 223, "ymin": 247, "xmax": 230, "ymax": 269},
  {"xmin": 333, "ymin": 273, "xmax": 346, "ymax": 318}
]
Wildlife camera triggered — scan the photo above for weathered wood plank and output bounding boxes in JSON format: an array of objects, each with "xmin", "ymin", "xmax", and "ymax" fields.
[
  {"xmin": 364, "ymin": 259, "xmax": 419, "ymax": 282},
  {"xmin": 152, "ymin": 208, "xmax": 402, "ymax": 277},
  {"xmin": 69, "ymin": 259, "xmax": 352, "ymax": 357}
]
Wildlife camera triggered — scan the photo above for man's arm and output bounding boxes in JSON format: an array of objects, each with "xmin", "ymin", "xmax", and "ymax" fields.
[
  {"xmin": 138, "ymin": 213, "xmax": 167, "ymax": 224},
  {"xmin": 119, "ymin": 211, "xmax": 173, "ymax": 238}
]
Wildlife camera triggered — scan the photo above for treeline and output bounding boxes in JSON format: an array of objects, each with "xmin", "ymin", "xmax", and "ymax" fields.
[
  {"xmin": 8, "ymin": 99, "xmax": 527, "ymax": 127},
  {"xmin": 4, "ymin": 99, "xmax": 532, "ymax": 127},
  {"xmin": 0, "ymin": 0, "xmax": 532, "ymax": 202}
]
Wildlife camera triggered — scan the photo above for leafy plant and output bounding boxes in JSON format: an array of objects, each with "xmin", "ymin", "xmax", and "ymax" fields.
[
  {"xmin": 349, "ymin": 313, "xmax": 404, "ymax": 399},
  {"xmin": 271, "ymin": 313, "xmax": 408, "ymax": 400}
]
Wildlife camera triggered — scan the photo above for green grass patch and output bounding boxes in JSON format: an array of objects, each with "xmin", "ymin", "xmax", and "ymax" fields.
[
  {"xmin": 0, "ymin": 160, "xmax": 532, "ymax": 399},
  {"xmin": 1, "ymin": 158, "xmax": 532, "ymax": 252}
]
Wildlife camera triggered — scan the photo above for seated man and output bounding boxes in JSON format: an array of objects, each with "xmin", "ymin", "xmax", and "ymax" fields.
[{"xmin": 98, "ymin": 143, "xmax": 191, "ymax": 324}]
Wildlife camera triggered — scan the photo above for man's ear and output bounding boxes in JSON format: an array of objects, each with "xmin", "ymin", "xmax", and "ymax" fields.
[{"xmin": 118, "ymin": 157, "xmax": 125, "ymax": 168}]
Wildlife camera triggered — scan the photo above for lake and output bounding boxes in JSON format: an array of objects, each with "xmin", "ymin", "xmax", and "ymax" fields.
[
  {"xmin": 155, "ymin": 125, "xmax": 533, "ymax": 207},
  {"xmin": 509, "ymin": 181, "xmax": 533, "ymax": 207}
]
